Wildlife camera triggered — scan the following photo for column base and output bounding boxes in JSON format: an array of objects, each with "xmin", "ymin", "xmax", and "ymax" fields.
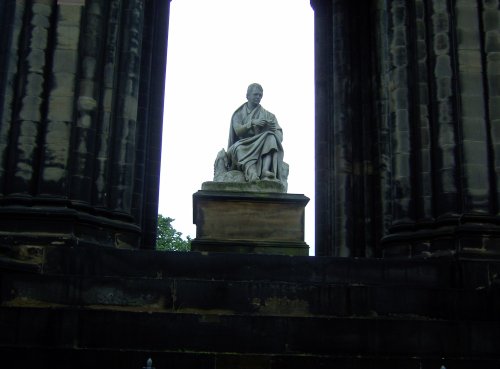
[
  {"xmin": 0, "ymin": 204, "xmax": 141, "ymax": 252},
  {"xmin": 382, "ymin": 222, "xmax": 500, "ymax": 258}
]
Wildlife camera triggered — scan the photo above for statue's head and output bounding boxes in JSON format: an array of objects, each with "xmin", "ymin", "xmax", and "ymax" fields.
[{"xmin": 246, "ymin": 83, "xmax": 263, "ymax": 105}]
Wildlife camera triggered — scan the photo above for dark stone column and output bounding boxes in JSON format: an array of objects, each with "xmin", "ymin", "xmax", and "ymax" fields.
[
  {"xmin": 0, "ymin": 0, "xmax": 25, "ymax": 195},
  {"xmin": 312, "ymin": 0, "xmax": 334, "ymax": 256},
  {"xmin": 69, "ymin": 0, "xmax": 106, "ymax": 205},
  {"xmin": 39, "ymin": 3, "xmax": 82, "ymax": 198},
  {"xmin": 0, "ymin": 0, "xmax": 171, "ymax": 252},
  {"xmin": 311, "ymin": 0, "xmax": 379, "ymax": 257},
  {"xmin": 379, "ymin": 0, "xmax": 500, "ymax": 257},
  {"xmin": 134, "ymin": 0, "xmax": 172, "ymax": 249},
  {"xmin": 312, "ymin": 0, "xmax": 500, "ymax": 257}
]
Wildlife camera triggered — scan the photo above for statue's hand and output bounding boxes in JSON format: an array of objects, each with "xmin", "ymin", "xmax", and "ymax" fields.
[
  {"xmin": 252, "ymin": 118, "xmax": 266, "ymax": 128},
  {"xmin": 266, "ymin": 120, "xmax": 277, "ymax": 132}
]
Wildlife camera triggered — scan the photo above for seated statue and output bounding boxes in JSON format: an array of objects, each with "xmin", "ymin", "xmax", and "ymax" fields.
[{"xmin": 212, "ymin": 83, "xmax": 288, "ymax": 192}]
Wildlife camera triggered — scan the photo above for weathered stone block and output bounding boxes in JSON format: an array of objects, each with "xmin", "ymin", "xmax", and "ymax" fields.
[
  {"xmin": 433, "ymin": 33, "xmax": 450, "ymax": 53},
  {"xmin": 389, "ymin": 68, "xmax": 405, "ymax": 88},
  {"xmin": 487, "ymin": 51, "xmax": 500, "ymax": 66},
  {"xmin": 51, "ymin": 73, "xmax": 76, "ymax": 96},
  {"xmin": 31, "ymin": 26, "xmax": 48, "ymax": 48},
  {"xmin": 483, "ymin": 9, "xmax": 499, "ymax": 31},
  {"xmin": 457, "ymin": 29, "xmax": 480, "ymax": 49},
  {"xmin": 56, "ymin": 26, "xmax": 80, "ymax": 49},
  {"xmin": 32, "ymin": 3, "xmax": 52, "ymax": 17},
  {"xmin": 462, "ymin": 118, "xmax": 487, "ymax": 140},
  {"xmin": 433, "ymin": 0, "xmax": 447, "ymax": 12},
  {"xmin": 53, "ymin": 50, "xmax": 78, "ymax": 72},
  {"xmin": 491, "ymin": 119, "xmax": 500, "ymax": 139},
  {"xmin": 393, "ymin": 132, "xmax": 410, "ymax": 155},
  {"xmin": 19, "ymin": 96, "xmax": 42, "ymax": 121},
  {"xmin": 394, "ymin": 88, "xmax": 409, "ymax": 109},
  {"xmin": 486, "ymin": 30, "xmax": 500, "ymax": 52},
  {"xmin": 487, "ymin": 74, "xmax": 500, "ymax": 96},
  {"xmin": 459, "ymin": 74, "xmax": 483, "ymax": 96},
  {"xmin": 489, "ymin": 96, "xmax": 500, "ymax": 118},
  {"xmin": 432, "ymin": 13, "xmax": 450, "ymax": 33},
  {"xmin": 18, "ymin": 120, "xmax": 38, "ymax": 140},
  {"xmin": 25, "ymin": 73, "xmax": 44, "ymax": 95},
  {"xmin": 48, "ymin": 96, "xmax": 74, "ymax": 121},
  {"xmin": 391, "ymin": 27, "xmax": 406, "ymax": 47},
  {"xmin": 42, "ymin": 167, "xmax": 66, "ymax": 182},
  {"xmin": 436, "ymin": 77, "xmax": 452, "ymax": 99},
  {"xmin": 58, "ymin": 4, "xmax": 83, "ymax": 26},
  {"xmin": 458, "ymin": 50, "xmax": 482, "ymax": 68},
  {"xmin": 192, "ymin": 191, "xmax": 309, "ymax": 256},
  {"xmin": 435, "ymin": 54, "xmax": 451, "ymax": 76},
  {"xmin": 463, "ymin": 163, "xmax": 489, "ymax": 193},
  {"xmin": 391, "ymin": 45, "xmax": 407, "ymax": 66},
  {"xmin": 460, "ymin": 95, "xmax": 485, "ymax": 117},
  {"xmin": 440, "ymin": 143, "xmax": 457, "ymax": 167},
  {"xmin": 416, "ymin": 40, "xmax": 427, "ymax": 59}
]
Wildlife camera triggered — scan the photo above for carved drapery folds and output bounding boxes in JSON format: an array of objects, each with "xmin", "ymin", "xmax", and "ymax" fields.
[
  {"xmin": 0, "ymin": 0, "xmax": 170, "ymax": 249},
  {"xmin": 312, "ymin": 0, "xmax": 500, "ymax": 257}
]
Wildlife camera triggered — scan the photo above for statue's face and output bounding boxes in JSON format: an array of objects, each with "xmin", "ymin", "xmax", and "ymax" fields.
[{"xmin": 247, "ymin": 88, "xmax": 263, "ymax": 105}]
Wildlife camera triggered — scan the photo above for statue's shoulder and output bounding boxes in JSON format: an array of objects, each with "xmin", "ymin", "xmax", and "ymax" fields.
[
  {"xmin": 259, "ymin": 105, "xmax": 277, "ymax": 120},
  {"xmin": 258, "ymin": 104, "xmax": 271, "ymax": 114},
  {"xmin": 232, "ymin": 103, "xmax": 247, "ymax": 116}
]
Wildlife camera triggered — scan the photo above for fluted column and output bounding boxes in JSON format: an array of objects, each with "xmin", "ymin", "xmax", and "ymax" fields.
[
  {"xmin": 109, "ymin": 0, "xmax": 144, "ymax": 215},
  {"xmin": 313, "ymin": 0, "xmax": 500, "ymax": 257},
  {"xmin": 92, "ymin": 0, "xmax": 122, "ymax": 208},
  {"xmin": 133, "ymin": 0, "xmax": 171, "ymax": 249},
  {"xmin": 484, "ymin": 0, "xmax": 500, "ymax": 214},
  {"xmin": 0, "ymin": 0, "xmax": 171, "ymax": 251},
  {"xmin": 0, "ymin": 0, "xmax": 25, "ymax": 195},
  {"xmin": 312, "ymin": 0, "xmax": 379, "ymax": 257},
  {"xmin": 312, "ymin": 0, "xmax": 335, "ymax": 256},
  {"xmin": 378, "ymin": 0, "xmax": 500, "ymax": 257},
  {"xmin": 70, "ymin": 0, "xmax": 105, "ymax": 204},
  {"xmin": 8, "ymin": 0, "xmax": 55, "ymax": 196},
  {"xmin": 39, "ymin": 1, "xmax": 83, "ymax": 197},
  {"xmin": 455, "ymin": 0, "xmax": 490, "ymax": 213}
]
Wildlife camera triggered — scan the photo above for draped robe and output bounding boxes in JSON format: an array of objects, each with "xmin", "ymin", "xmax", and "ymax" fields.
[{"xmin": 227, "ymin": 103, "xmax": 284, "ymax": 181}]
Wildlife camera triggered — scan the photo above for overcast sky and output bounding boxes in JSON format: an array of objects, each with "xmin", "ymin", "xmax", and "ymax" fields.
[{"xmin": 158, "ymin": 0, "xmax": 315, "ymax": 253}]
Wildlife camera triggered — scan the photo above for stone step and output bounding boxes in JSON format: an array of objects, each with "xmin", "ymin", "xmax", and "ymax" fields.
[
  {"xmin": 1, "ymin": 306, "xmax": 499, "ymax": 358},
  {"xmin": 3, "ymin": 244, "xmax": 489, "ymax": 288},
  {"xmin": 2, "ymin": 269, "xmax": 499, "ymax": 320},
  {"xmin": 1, "ymin": 347, "xmax": 500, "ymax": 369}
]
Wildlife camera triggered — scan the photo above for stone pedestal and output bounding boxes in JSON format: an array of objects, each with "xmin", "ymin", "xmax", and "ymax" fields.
[{"xmin": 192, "ymin": 190, "xmax": 309, "ymax": 256}]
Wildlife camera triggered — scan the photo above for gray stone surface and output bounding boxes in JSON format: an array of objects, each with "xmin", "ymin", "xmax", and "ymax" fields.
[{"xmin": 202, "ymin": 179, "xmax": 286, "ymax": 193}]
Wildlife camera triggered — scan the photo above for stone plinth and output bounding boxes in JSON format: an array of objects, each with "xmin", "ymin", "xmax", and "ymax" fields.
[
  {"xmin": 192, "ymin": 190, "xmax": 309, "ymax": 256},
  {"xmin": 201, "ymin": 180, "xmax": 286, "ymax": 193}
]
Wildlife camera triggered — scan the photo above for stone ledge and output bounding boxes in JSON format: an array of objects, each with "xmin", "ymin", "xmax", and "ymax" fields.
[
  {"xmin": 201, "ymin": 180, "xmax": 286, "ymax": 193},
  {"xmin": 191, "ymin": 239, "xmax": 309, "ymax": 256}
]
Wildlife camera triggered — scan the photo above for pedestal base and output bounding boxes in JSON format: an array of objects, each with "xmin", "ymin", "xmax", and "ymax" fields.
[{"xmin": 192, "ymin": 190, "xmax": 309, "ymax": 256}]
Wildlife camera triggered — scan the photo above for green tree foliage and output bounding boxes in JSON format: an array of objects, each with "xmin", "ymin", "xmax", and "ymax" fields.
[{"xmin": 156, "ymin": 214, "xmax": 191, "ymax": 251}]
